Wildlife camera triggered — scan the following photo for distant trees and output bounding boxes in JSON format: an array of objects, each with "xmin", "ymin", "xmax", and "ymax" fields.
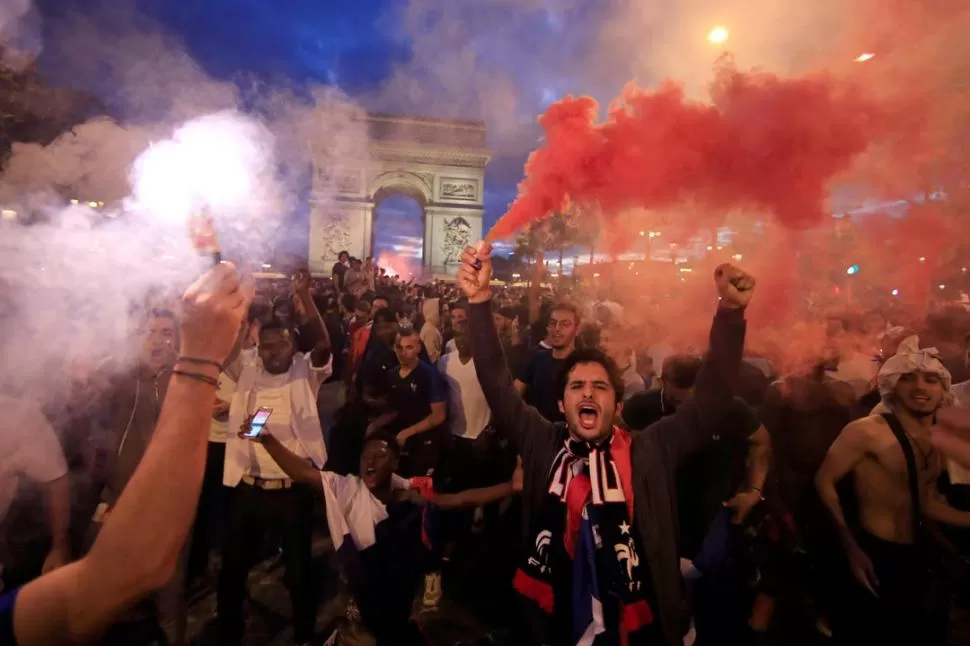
[{"xmin": 0, "ymin": 43, "xmax": 104, "ymax": 169}]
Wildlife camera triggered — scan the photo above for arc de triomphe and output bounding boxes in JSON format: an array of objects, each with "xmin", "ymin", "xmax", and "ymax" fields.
[{"xmin": 308, "ymin": 112, "xmax": 490, "ymax": 276}]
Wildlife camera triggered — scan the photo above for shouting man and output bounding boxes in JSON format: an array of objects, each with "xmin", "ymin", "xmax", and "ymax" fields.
[{"xmin": 458, "ymin": 243, "xmax": 752, "ymax": 646}]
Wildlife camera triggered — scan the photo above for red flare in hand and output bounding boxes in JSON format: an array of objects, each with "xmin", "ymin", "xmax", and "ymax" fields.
[
  {"xmin": 188, "ymin": 210, "xmax": 222, "ymax": 264},
  {"xmin": 487, "ymin": 66, "xmax": 883, "ymax": 241}
]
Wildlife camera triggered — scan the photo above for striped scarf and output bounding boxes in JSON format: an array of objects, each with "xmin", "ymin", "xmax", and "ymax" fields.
[{"xmin": 514, "ymin": 427, "xmax": 655, "ymax": 645}]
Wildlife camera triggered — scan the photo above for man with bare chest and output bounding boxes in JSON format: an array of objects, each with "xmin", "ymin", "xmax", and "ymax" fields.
[{"xmin": 816, "ymin": 337, "xmax": 970, "ymax": 644}]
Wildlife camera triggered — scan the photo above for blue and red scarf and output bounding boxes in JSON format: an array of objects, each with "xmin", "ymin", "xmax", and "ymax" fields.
[{"xmin": 514, "ymin": 427, "xmax": 654, "ymax": 645}]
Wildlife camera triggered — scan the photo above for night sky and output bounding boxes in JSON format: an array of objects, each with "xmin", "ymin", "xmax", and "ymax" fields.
[
  {"xmin": 25, "ymin": 0, "xmax": 649, "ymax": 259},
  {"xmin": 24, "ymin": 0, "xmax": 850, "ymax": 261}
]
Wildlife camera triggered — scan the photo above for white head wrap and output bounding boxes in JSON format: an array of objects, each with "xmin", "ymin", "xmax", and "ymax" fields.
[{"xmin": 876, "ymin": 335, "xmax": 952, "ymax": 402}]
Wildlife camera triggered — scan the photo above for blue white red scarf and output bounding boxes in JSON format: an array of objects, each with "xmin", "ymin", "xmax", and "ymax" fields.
[{"xmin": 514, "ymin": 427, "xmax": 654, "ymax": 645}]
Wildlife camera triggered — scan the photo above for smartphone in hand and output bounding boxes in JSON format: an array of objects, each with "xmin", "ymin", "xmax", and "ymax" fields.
[{"xmin": 242, "ymin": 407, "xmax": 273, "ymax": 439}]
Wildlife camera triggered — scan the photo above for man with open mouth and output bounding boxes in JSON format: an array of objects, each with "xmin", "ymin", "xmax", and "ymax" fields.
[
  {"xmin": 816, "ymin": 335, "xmax": 970, "ymax": 645},
  {"xmin": 457, "ymin": 242, "xmax": 753, "ymax": 646}
]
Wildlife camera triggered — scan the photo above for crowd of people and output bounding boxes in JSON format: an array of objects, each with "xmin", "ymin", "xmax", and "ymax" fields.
[{"xmin": 2, "ymin": 243, "xmax": 970, "ymax": 646}]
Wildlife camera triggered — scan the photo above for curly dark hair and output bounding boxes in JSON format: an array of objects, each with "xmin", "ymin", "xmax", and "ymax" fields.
[{"xmin": 554, "ymin": 347, "xmax": 625, "ymax": 403}]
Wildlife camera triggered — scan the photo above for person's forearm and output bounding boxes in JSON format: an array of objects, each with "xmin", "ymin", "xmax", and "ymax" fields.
[
  {"xmin": 672, "ymin": 308, "xmax": 746, "ymax": 461},
  {"xmin": 44, "ymin": 474, "xmax": 71, "ymax": 553},
  {"xmin": 298, "ymin": 291, "xmax": 332, "ymax": 366},
  {"xmin": 400, "ymin": 410, "xmax": 446, "ymax": 441},
  {"xmin": 14, "ymin": 370, "xmax": 219, "ymax": 644},
  {"xmin": 369, "ymin": 411, "xmax": 397, "ymax": 431},
  {"xmin": 694, "ymin": 308, "xmax": 745, "ymax": 416},
  {"xmin": 261, "ymin": 435, "xmax": 323, "ymax": 492},
  {"xmin": 745, "ymin": 433, "xmax": 771, "ymax": 492},
  {"xmin": 925, "ymin": 496, "xmax": 970, "ymax": 528},
  {"xmin": 435, "ymin": 482, "xmax": 515, "ymax": 510}
]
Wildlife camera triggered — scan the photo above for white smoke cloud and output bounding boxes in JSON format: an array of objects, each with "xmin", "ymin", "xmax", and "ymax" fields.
[
  {"xmin": 0, "ymin": 9, "xmax": 374, "ymax": 407},
  {"xmin": 0, "ymin": 0, "xmax": 40, "ymax": 67}
]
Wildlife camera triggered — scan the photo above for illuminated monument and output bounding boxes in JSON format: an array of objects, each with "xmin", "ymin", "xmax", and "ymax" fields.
[{"xmin": 308, "ymin": 112, "xmax": 490, "ymax": 276}]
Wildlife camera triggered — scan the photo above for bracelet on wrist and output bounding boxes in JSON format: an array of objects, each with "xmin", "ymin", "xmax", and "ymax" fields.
[
  {"xmin": 177, "ymin": 356, "xmax": 224, "ymax": 371},
  {"xmin": 172, "ymin": 369, "xmax": 220, "ymax": 387}
]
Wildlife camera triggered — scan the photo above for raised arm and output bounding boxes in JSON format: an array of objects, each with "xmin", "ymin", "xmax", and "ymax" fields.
[
  {"xmin": 432, "ymin": 458, "xmax": 522, "ymax": 510},
  {"xmin": 292, "ymin": 270, "xmax": 332, "ymax": 368},
  {"xmin": 459, "ymin": 244, "xmax": 554, "ymax": 459},
  {"xmin": 13, "ymin": 262, "xmax": 250, "ymax": 645},
  {"xmin": 656, "ymin": 264, "xmax": 751, "ymax": 466}
]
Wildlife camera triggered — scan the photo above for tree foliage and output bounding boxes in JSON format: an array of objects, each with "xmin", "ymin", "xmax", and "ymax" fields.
[{"xmin": 0, "ymin": 43, "xmax": 104, "ymax": 169}]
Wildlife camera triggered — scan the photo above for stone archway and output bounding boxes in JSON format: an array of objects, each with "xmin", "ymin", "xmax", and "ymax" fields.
[{"xmin": 308, "ymin": 113, "xmax": 490, "ymax": 276}]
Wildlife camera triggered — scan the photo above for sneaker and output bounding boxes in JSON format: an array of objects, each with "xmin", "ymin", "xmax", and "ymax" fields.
[{"xmin": 422, "ymin": 571, "xmax": 442, "ymax": 608}]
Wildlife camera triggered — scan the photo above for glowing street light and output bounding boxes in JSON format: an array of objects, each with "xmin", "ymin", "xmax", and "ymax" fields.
[
  {"xmin": 846, "ymin": 264, "xmax": 860, "ymax": 275},
  {"xmin": 707, "ymin": 26, "xmax": 729, "ymax": 44},
  {"xmin": 891, "ymin": 289, "xmax": 899, "ymax": 296},
  {"xmin": 854, "ymin": 53, "xmax": 875, "ymax": 63}
]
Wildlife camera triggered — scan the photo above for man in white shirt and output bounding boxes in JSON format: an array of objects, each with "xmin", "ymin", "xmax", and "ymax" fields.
[
  {"xmin": 219, "ymin": 271, "xmax": 332, "ymax": 646},
  {"xmin": 437, "ymin": 318, "xmax": 502, "ymax": 498},
  {"xmin": 0, "ymin": 395, "xmax": 70, "ymax": 588}
]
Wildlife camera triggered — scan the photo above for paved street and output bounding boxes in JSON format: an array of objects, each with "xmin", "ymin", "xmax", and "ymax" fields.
[
  {"xmin": 176, "ymin": 530, "xmax": 830, "ymax": 646},
  {"xmin": 181, "ymin": 534, "xmax": 346, "ymax": 645}
]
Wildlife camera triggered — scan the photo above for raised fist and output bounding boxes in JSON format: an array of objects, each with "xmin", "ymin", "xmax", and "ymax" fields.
[
  {"xmin": 714, "ymin": 264, "xmax": 755, "ymax": 309},
  {"xmin": 457, "ymin": 241, "xmax": 493, "ymax": 304}
]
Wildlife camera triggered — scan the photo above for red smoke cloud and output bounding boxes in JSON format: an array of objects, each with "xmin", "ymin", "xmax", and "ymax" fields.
[{"xmin": 488, "ymin": 64, "xmax": 883, "ymax": 241}]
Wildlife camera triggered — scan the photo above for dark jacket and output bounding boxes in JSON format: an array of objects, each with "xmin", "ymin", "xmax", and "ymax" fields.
[
  {"xmin": 468, "ymin": 301, "xmax": 745, "ymax": 646},
  {"xmin": 96, "ymin": 365, "xmax": 172, "ymax": 507}
]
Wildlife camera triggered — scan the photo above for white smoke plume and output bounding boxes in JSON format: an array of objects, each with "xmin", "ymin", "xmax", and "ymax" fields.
[
  {"xmin": 0, "ymin": 0, "xmax": 40, "ymax": 68},
  {"xmin": 0, "ymin": 8, "xmax": 373, "ymax": 407}
]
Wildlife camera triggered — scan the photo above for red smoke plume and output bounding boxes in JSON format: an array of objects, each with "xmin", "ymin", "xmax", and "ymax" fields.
[{"xmin": 488, "ymin": 65, "xmax": 883, "ymax": 241}]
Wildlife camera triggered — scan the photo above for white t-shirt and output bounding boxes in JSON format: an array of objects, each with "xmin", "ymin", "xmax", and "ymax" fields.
[
  {"xmin": 209, "ymin": 373, "xmax": 236, "ymax": 443},
  {"xmin": 0, "ymin": 395, "xmax": 68, "ymax": 525},
  {"xmin": 225, "ymin": 350, "xmax": 332, "ymax": 486},
  {"xmin": 949, "ymin": 381, "xmax": 970, "ymax": 485},
  {"xmin": 438, "ymin": 352, "xmax": 491, "ymax": 440}
]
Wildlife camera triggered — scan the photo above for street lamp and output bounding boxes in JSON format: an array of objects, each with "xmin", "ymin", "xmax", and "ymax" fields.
[
  {"xmin": 854, "ymin": 53, "xmax": 875, "ymax": 63},
  {"xmin": 707, "ymin": 26, "xmax": 729, "ymax": 44}
]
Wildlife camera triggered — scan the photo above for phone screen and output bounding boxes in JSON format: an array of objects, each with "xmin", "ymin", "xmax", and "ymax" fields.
[{"xmin": 243, "ymin": 408, "xmax": 273, "ymax": 438}]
